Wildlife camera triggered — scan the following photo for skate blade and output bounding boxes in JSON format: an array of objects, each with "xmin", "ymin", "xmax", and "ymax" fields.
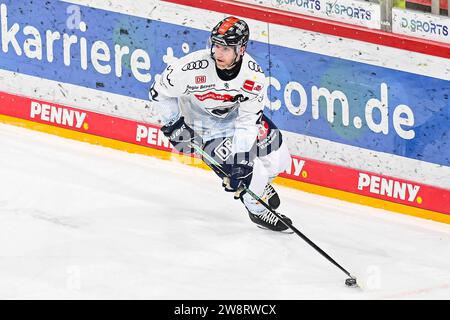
[{"xmin": 256, "ymin": 225, "xmax": 294, "ymax": 234}]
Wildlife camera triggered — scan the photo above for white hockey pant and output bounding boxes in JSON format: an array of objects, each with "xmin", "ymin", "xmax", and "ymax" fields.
[{"xmin": 242, "ymin": 143, "xmax": 291, "ymax": 215}]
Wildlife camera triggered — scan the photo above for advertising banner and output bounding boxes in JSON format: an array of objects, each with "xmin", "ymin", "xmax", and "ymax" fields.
[
  {"xmin": 392, "ymin": 8, "xmax": 450, "ymax": 44},
  {"xmin": 235, "ymin": 0, "xmax": 381, "ymax": 29},
  {"xmin": 0, "ymin": 1, "xmax": 448, "ymax": 167},
  {"xmin": 1, "ymin": 90, "xmax": 448, "ymax": 215}
]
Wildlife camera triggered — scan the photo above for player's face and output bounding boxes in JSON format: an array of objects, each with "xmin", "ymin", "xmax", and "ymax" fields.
[{"xmin": 213, "ymin": 44, "xmax": 242, "ymax": 70}]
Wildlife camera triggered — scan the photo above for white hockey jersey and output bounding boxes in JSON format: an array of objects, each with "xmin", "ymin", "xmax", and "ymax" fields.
[{"xmin": 149, "ymin": 49, "xmax": 266, "ymax": 155}]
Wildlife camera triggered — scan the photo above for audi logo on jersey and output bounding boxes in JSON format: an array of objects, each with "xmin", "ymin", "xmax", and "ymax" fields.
[
  {"xmin": 182, "ymin": 60, "xmax": 209, "ymax": 71},
  {"xmin": 248, "ymin": 61, "xmax": 264, "ymax": 73}
]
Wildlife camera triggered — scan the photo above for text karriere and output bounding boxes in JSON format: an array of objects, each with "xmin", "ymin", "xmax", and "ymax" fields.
[{"xmin": 1, "ymin": 4, "xmax": 415, "ymax": 140}]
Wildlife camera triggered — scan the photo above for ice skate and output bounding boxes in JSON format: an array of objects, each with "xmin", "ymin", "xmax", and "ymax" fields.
[
  {"xmin": 247, "ymin": 208, "xmax": 293, "ymax": 233},
  {"xmin": 261, "ymin": 183, "xmax": 280, "ymax": 210}
]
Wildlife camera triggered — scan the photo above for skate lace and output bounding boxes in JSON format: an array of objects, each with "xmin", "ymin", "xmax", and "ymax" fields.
[
  {"xmin": 262, "ymin": 184, "xmax": 275, "ymax": 201},
  {"xmin": 259, "ymin": 211, "xmax": 279, "ymax": 225}
]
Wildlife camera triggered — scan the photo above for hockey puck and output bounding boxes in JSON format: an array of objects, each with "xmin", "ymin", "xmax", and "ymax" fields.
[{"xmin": 345, "ymin": 278, "xmax": 358, "ymax": 287}]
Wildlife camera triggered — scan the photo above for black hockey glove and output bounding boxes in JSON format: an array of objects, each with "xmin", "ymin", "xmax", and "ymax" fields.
[
  {"xmin": 161, "ymin": 117, "xmax": 202, "ymax": 154},
  {"xmin": 226, "ymin": 154, "xmax": 254, "ymax": 199}
]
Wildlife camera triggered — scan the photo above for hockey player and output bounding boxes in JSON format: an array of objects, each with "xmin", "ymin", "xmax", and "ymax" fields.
[{"xmin": 149, "ymin": 16, "xmax": 293, "ymax": 232}]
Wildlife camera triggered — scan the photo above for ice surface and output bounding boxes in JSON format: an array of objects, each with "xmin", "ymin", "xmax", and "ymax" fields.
[{"xmin": 0, "ymin": 123, "xmax": 449, "ymax": 299}]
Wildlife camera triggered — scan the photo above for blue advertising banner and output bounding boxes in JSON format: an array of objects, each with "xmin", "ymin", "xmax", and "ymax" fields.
[{"xmin": 0, "ymin": 1, "xmax": 448, "ymax": 166}]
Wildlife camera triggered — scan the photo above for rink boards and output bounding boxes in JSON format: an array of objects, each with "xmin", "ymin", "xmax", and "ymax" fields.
[
  {"xmin": 0, "ymin": 0, "xmax": 449, "ymax": 222},
  {"xmin": 1, "ymin": 91, "xmax": 449, "ymax": 223}
]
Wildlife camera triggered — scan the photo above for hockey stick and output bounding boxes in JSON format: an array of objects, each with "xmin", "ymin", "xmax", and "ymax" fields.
[{"xmin": 191, "ymin": 143, "xmax": 359, "ymax": 288}]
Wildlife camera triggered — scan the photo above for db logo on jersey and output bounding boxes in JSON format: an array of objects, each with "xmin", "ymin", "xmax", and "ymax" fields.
[
  {"xmin": 243, "ymin": 80, "xmax": 263, "ymax": 93},
  {"xmin": 195, "ymin": 76, "xmax": 207, "ymax": 84}
]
